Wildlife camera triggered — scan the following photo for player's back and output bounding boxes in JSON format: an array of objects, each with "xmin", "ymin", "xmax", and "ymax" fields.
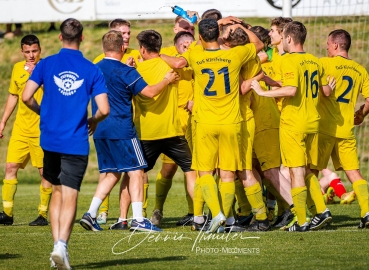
[
  {"xmin": 280, "ymin": 52, "xmax": 322, "ymax": 133},
  {"xmin": 134, "ymin": 57, "xmax": 182, "ymax": 140},
  {"xmin": 319, "ymin": 56, "xmax": 369, "ymax": 138},
  {"xmin": 186, "ymin": 44, "xmax": 256, "ymax": 125}
]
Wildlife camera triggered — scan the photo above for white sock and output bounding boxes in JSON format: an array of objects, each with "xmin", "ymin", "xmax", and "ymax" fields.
[
  {"xmin": 118, "ymin": 217, "xmax": 127, "ymax": 222},
  {"xmin": 58, "ymin": 239, "xmax": 67, "ymax": 250},
  {"xmin": 132, "ymin": 202, "xmax": 144, "ymax": 222},
  {"xmin": 194, "ymin": 216, "xmax": 205, "ymax": 224},
  {"xmin": 226, "ymin": 216, "xmax": 235, "ymax": 226},
  {"xmin": 88, "ymin": 197, "xmax": 102, "ymax": 218}
]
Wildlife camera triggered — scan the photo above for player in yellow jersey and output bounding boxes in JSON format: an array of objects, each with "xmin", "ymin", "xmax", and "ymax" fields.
[
  {"xmin": 252, "ymin": 21, "xmax": 333, "ymax": 232},
  {"xmin": 151, "ymin": 31, "xmax": 196, "ymax": 226},
  {"xmin": 311, "ymin": 29, "xmax": 369, "ymax": 228},
  {"xmin": 93, "ymin": 19, "xmax": 141, "ymax": 225},
  {"xmin": 161, "ymin": 18, "xmax": 265, "ymax": 233},
  {"xmin": 0, "ymin": 35, "xmax": 52, "ymax": 226}
]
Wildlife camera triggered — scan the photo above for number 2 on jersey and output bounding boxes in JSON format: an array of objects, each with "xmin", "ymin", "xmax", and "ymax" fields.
[
  {"xmin": 336, "ymin": 76, "xmax": 353, "ymax": 104},
  {"xmin": 202, "ymin": 67, "xmax": 230, "ymax": 96}
]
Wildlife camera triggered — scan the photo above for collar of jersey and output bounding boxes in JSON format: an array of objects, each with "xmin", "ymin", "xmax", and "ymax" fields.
[
  {"xmin": 205, "ymin": 48, "xmax": 221, "ymax": 51},
  {"xmin": 60, "ymin": 48, "xmax": 83, "ymax": 56}
]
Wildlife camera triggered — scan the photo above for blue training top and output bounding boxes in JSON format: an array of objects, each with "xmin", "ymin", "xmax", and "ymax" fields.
[
  {"xmin": 93, "ymin": 58, "xmax": 148, "ymax": 140},
  {"xmin": 30, "ymin": 48, "xmax": 108, "ymax": 155}
]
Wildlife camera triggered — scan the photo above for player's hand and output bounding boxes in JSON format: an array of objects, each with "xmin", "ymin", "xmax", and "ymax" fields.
[
  {"xmin": 327, "ymin": 75, "xmax": 336, "ymax": 91},
  {"xmin": 24, "ymin": 62, "xmax": 36, "ymax": 74},
  {"xmin": 218, "ymin": 16, "xmax": 242, "ymax": 26},
  {"xmin": 126, "ymin": 57, "xmax": 136, "ymax": 68},
  {"xmin": 164, "ymin": 69, "xmax": 180, "ymax": 83},
  {"xmin": 258, "ymin": 51, "xmax": 268, "ymax": 64},
  {"xmin": 185, "ymin": 100, "xmax": 194, "ymax": 113},
  {"xmin": 87, "ymin": 117, "xmax": 98, "ymax": 136},
  {"xmin": 0, "ymin": 122, "xmax": 5, "ymax": 139},
  {"xmin": 186, "ymin": 10, "xmax": 200, "ymax": 22},
  {"xmin": 251, "ymin": 80, "xmax": 264, "ymax": 96},
  {"xmin": 137, "ymin": 56, "xmax": 143, "ymax": 63},
  {"xmin": 354, "ymin": 104, "xmax": 365, "ymax": 125}
]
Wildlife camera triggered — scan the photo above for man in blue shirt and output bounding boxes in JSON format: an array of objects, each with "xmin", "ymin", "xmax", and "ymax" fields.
[
  {"xmin": 78, "ymin": 30, "xmax": 178, "ymax": 233},
  {"xmin": 22, "ymin": 18, "xmax": 110, "ymax": 270}
]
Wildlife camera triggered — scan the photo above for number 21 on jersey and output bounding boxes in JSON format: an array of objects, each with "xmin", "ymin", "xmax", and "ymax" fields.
[{"xmin": 201, "ymin": 67, "xmax": 230, "ymax": 96}]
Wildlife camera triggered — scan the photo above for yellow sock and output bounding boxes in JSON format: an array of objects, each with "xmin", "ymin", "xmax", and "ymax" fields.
[
  {"xmin": 200, "ymin": 174, "xmax": 221, "ymax": 216},
  {"xmin": 219, "ymin": 181, "xmax": 235, "ymax": 218},
  {"xmin": 2, "ymin": 179, "xmax": 18, "ymax": 217},
  {"xmin": 353, "ymin": 179, "xmax": 369, "ymax": 217},
  {"xmin": 291, "ymin": 186, "xmax": 307, "ymax": 226},
  {"xmin": 305, "ymin": 173, "xmax": 326, "ymax": 213},
  {"xmin": 194, "ymin": 177, "xmax": 205, "ymax": 216},
  {"xmin": 306, "ymin": 190, "xmax": 317, "ymax": 216},
  {"xmin": 263, "ymin": 179, "xmax": 289, "ymax": 216},
  {"xmin": 184, "ymin": 175, "xmax": 194, "ymax": 214},
  {"xmin": 234, "ymin": 179, "xmax": 252, "ymax": 216},
  {"xmin": 245, "ymin": 183, "xmax": 267, "ymax": 220},
  {"xmin": 38, "ymin": 184, "xmax": 52, "ymax": 218},
  {"xmin": 143, "ymin": 183, "xmax": 149, "ymax": 211},
  {"xmin": 153, "ymin": 172, "xmax": 172, "ymax": 211},
  {"xmin": 99, "ymin": 195, "xmax": 109, "ymax": 214}
]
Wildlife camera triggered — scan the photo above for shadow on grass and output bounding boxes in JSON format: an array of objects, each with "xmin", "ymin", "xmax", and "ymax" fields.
[
  {"xmin": 73, "ymin": 256, "xmax": 187, "ymax": 269},
  {"xmin": 330, "ymin": 214, "xmax": 360, "ymax": 228},
  {"xmin": 0, "ymin": 253, "xmax": 21, "ymax": 260}
]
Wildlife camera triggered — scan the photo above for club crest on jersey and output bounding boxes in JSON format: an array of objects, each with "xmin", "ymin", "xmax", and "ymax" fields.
[{"xmin": 54, "ymin": 71, "xmax": 84, "ymax": 96}]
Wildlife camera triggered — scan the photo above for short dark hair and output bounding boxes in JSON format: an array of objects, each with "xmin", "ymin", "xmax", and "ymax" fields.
[
  {"xmin": 136, "ymin": 30, "xmax": 162, "ymax": 53},
  {"xmin": 222, "ymin": 24, "xmax": 249, "ymax": 47},
  {"xmin": 199, "ymin": 18, "xmax": 219, "ymax": 42},
  {"xmin": 60, "ymin": 18, "xmax": 83, "ymax": 43},
  {"xmin": 21, "ymin": 34, "xmax": 40, "ymax": 49},
  {"xmin": 109, "ymin": 19, "xmax": 131, "ymax": 29},
  {"xmin": 250, "ymin": 26, "xmax": 271, "ymax": 45},
  {"xmin": 174, "ymin": 31, "xmax": 194, "ymax": 45},
  {"xmin": 102, "ymin": 30, "xmax": 123, "ymax": 53},
  {"xmin": 283, "ymin": 21, "xmax": 306, "ymax": 45},
  {"xmin": 201, "ymin": 9, "xmax": 222, "ymax": 21},
  {"xmin": 270, "ymin": 17, "xmax": 293, "ymax": 34},
  {"xmin": 328, "ymin": 29, "xmax": 351, "ymax": 51}
]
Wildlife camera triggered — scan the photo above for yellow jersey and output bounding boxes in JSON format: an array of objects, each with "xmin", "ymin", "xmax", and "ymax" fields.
[
  {"xmin": 134, "ymin": 57, "xmax": 182, "ymax": 140},
  {"xmin": 240, "ymin": 58, "xmax": 262, "ymax": 121},
  {"xmin": 319, "ymin": 56, "xmax": 369, "ymax": 138},
  {"xmin": 93, "ymin": 48, "xmax": 141, "ymax": 64},
  {"xmin": 9, "ymin": 60, "xmax": 43, "ymax": 137},
  {"xmin": 182, "ymin": 44, "xmax": 256, "ymax": 124},
  {"xmin": 280, "ymin": 52, "xmax": 324, "ymax": 133},
  {"xmin": 251, "ymin": 60, "xmax": 280, "ymax": 133},
  {"xmin": 160, "ymin": 45, "xmax": 194, "ymax": 108}
]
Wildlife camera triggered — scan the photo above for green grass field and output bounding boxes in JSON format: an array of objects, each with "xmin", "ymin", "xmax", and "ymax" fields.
[
  {"xmin": 1, "ymin": 180, "xmax": 369, "ymax": 270},
  {"xmin": 1, "ymin": 17, "xmax": 369, "ymax": 269}
]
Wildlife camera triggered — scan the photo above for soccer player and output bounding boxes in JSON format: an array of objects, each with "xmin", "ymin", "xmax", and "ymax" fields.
[
  {"xmin": 252, "ymin": 21, "xmax": 332, "ymax": 232},
  {"xmin": 22, "ymin": 18, "xmax": 109, "ymax": 269},
  {"xmin": 152, "ymin": 31, "xmax": 196, "ymax": 227},
  {"xmin": 311, "ymin": 29, "xmax": 369, "ymax": 228},
  {"xmin": 92, "ymin": 19, "xmax": 141, "ymax": 225},
  {"xmin": 0, "ymin": 35, "xmax": 52, "ymax": 227},
  {"xmin": 79, "ymin": 30, "xmax": 178, "ymax": 232},
  {"xmin": 161, "ymin": 18, "xmax": 265, "ymax": 233}
]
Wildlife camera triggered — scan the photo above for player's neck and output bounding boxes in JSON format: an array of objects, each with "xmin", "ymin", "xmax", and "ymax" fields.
[
  {"xmin": 104, "ymin": 52, "xmax": 124, "ymax": 61},
  {"xmin": 335, "ymin": 51, "xmax": 349, "ymax": 59},
  {"xmin": 288, "ymin": 43, "xmax": 304, "ymax": 53},
  {"xmin": 143, "ymin": 52, "xmax": 160, "ymax": 60},
  {"xmin": 202, "ymin": 41, "xmax": 220, "ymax": 50}
]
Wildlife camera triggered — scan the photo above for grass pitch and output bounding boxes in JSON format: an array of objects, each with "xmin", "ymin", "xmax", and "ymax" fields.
[{"xmin": 1, "ymin": 180, "xmax": 369, "ymax": 270}]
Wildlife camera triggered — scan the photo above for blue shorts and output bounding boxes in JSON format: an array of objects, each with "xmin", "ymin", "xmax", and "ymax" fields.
[{"xmin": 94, "ymin": 137, "xmax": 147, "ymax": 173}]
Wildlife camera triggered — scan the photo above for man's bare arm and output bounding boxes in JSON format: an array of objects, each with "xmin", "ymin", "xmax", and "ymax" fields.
[
  {"xmin": 22, "ymin": 80, "xmax": 41, "ymax": 115},
  {"xmin": 0, "ymin": 94, "xmax": 18, "ymax": 138},
  {"xmin": 160, "ymin": 54, "xmax": 188, "ymax": 69},
  {"xmin": 251, "ymin": 80, "xmax": 297, "ymax": 98}
]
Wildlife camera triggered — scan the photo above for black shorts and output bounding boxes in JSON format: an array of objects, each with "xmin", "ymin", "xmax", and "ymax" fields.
[
  {"xmin": 140, "ymin": 136, "xmax": 192, "ymax": 173},
  {"xmin": 43, "ymin": 150, "xmax": 88, "ymax": 191}
]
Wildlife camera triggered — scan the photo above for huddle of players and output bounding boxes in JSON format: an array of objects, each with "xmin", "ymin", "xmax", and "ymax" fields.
[{"xmin": 78, "ymin": 7, "xmax": 369, "ymax": 234}]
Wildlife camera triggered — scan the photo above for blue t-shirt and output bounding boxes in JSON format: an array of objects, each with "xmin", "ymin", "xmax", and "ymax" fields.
[
  {"xmin": 93, "ymin": 58, "xmax": 148, "ymax": 139},
  {"xmin": 30, "ymin": 48, "xmax": 107, "ymax": 155}
]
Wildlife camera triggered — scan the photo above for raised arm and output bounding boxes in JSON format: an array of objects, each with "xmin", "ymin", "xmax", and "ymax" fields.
[
  {"xmin": 140, "ymin": 69, "xmax": 180, "ymax": 98},
  {"xmin": 251, "ymin": 80, "xmax": 297, "ymax": 98},
  {"xmin": 160, "ymin": 54, "xmax": 188, "ymax": 69},
  {"xmin": 0, "ymin": 94, "xmax": 18, "ymax": 138},
  {"xmin": 223, "ymin": 23, "xmax": 264, "ymax": 53}
]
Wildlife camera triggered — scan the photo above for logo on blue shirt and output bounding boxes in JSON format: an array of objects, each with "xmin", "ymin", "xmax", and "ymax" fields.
[{"xmin": 54, "ymin": 71, "xmax": 84, "ymax": 96}]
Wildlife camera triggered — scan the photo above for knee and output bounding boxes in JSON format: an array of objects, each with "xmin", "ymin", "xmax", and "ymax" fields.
[{"xmin": 5, "ymin": 163, "xmax": 19, "ymax": 179}]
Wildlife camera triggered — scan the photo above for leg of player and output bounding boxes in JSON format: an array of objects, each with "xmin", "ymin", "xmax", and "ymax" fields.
[
  {"xmin": 96, "ymin": 173, "xmax": 110, "ymax": 225},
  {"xmin": 238, "ymin": 169, "xmax": 270, "ymax": 232},
  {"xmin": 80, "ymin": 172, "xmax": 121, "ymax": 232},
  {"xmin": 345, "ymin": 170, "xmax": 369, "ymax": 228},
  {"xmin": 110, "ymin": 173, "xmax": 131, "ymax": 230},
  {"xmin": 0, "ymin": 162, "xmax": 21, "ymax": 225},
  {"xmin": 29, "ymin": 168, "xmax": 52, "ymax": 226},
  {"xmin": 129, "ymin": 169, "xmax": 161, "ymax": 232}
]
